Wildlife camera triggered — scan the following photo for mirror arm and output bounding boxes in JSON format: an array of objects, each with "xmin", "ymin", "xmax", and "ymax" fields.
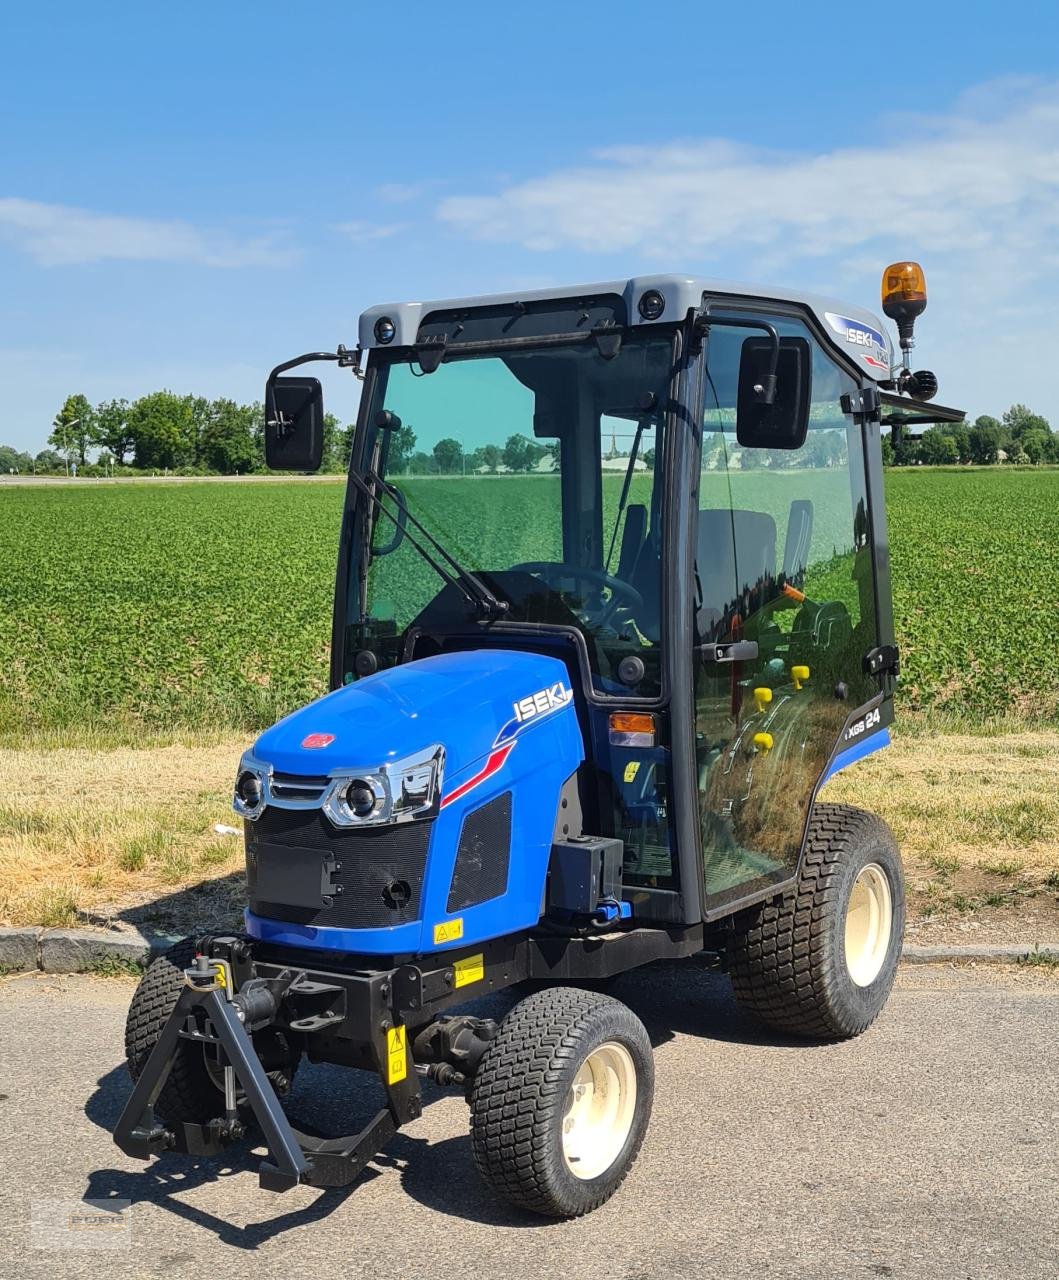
[
  {"xmin": 694, "ymin": 313, "xmax": 780, "ymax": 404},
  {"xmin": 265, "ymin": 347, "xmax": 362, "ymax": 431}
]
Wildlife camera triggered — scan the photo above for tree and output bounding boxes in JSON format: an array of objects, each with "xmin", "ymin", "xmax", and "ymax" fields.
[
  {"xmin": 184, "ymin": 395, "xmax": 214, "ymax": 467},
  {"xmin": 409, "ymin": 450, "xmax": 435, "ymax": 475},
  {"xmin": 199, "ymin": 399, "xmax": 258, "ymax": 473},
  {"xmin": 0, "ymin": 445, "xmax": 33, "ymax": 473},
  {"xmin": 1020, "ymin": 429, "xmax": 1051, "ymax": 465},
  {"xmin": 880, "ymin": 435, "xmax": 895, "ymax": 467},
  {"xmin": 949, "ymin": 424, "xmax": 971, "ymax": 464},
  {"xmin": 320, "ymin": 412, "xmax": 345, "ymax": 474},
  {"xmin": 432, "ymin": 437, "xmax": 463, "ymax": 474},
  {"xmin": 502, "ymin": 433, "xmax": 545, "ymax": 473},
  {"xmin": 48, "ymin": 394, "xmax": 94, "ymax": 467},
  {"xmin": 128, "ymin": 391, "xmax": 195, "ymax": 470},
  {"xmin": 91, "ymin": 398, "xmax": 134, "ymax": 465},
  {"xmin": 1002, "ymin": 403, "xmax": 1051, "ymax": 441},
  {"xmin": 918, "ymin": 427, "xmax": 959, "ymax": 466},
  {"xmin": 387, "ymin": 424, "xmax": 417, "ymax": 474},
  {"xmin": 968, "ymin": 420, "xmax": 1000, "ymax": 465},
  {"xmin": 34, "ymin": 448, "xmax": 64, "ymax": 472},
  {"xmin": 469, "ymin": 443, "xmax": 500, "ymax": 473}
]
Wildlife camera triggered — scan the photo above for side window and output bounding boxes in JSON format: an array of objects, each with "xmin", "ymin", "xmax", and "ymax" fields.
[
  {"xmin": 698, "ymin": 325, "xmax": 878, "ymax": 704},
  {"xmin": 695, "ymin": 319, "xmax": 881, "ymax": 906}
]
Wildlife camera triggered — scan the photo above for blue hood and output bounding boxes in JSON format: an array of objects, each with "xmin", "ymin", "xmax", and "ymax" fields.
[{"xmin": 252, "ymin": 649, "xmax": 574, "ymax": 780}]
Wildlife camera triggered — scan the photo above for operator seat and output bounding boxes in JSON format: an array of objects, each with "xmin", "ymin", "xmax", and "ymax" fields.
[
  {"xmin": 695, "ymin": 509, "xmax": 776, "ymax": 639},
  {"xmin": 616, "ymin": 503, "xmax": 647, "ymax": 583}
]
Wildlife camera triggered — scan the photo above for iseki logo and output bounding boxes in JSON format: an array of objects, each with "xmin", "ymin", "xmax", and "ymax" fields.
[{"xmin": 512, "ymin": 682, "xmax": 573, "ymax": 723}]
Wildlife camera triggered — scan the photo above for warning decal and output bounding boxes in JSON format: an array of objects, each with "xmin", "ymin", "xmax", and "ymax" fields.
[
  {"xmin": 386, "ymin": 1025, "xmax": 407, "ymax": 1084},
  {"xmin": 433, "ymin": 918, "xmax": 464, "ymax": 945},
  {"xmin": 453, "ymin": 953, "xmax": 485, "ymax": 989}
]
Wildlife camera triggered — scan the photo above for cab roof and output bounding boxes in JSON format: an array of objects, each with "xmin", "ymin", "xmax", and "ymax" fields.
[{"xmin": 358, "ymin": 273, "xmax": 894, "ymax": 381}]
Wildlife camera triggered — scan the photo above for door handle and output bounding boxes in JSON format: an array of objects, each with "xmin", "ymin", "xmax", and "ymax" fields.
[{"xmin": 696, "ymin": 640, "xmax": 759, "ymax": 664}]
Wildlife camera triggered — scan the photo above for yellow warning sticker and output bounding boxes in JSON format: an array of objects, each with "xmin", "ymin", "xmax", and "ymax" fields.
[
  {"xmin": 453, "ymin": 953, "xmax": 484, "ymax": 989},
  {"xmin": 623, "ymin": 761, "xmax": 641, "ymax": 782},
  {"xmin": 211, "ymin": 962, "xmax": 227, "ymax": 988},
  {"xmin": 386, "ymin": 1025, "xmax": 407, "ymax": 1084},
  {"xmin": 433, "ymin": 918, "xmax": 464, "ymax": 945}
]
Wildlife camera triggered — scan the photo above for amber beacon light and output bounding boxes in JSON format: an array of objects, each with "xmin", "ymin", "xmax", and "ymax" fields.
[{"xmin": 881, "ymin": 261, "xmax": 927, "ymax": 355}]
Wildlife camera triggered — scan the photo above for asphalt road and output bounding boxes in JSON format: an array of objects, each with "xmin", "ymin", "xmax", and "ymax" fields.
[{"xmin": 1, "ymin": 962, "xmax": 1056, "ymax": 1280}]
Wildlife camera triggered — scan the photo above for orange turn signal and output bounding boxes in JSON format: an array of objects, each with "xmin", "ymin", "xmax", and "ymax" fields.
[{"xmin": 609, "ymin": 712, "xmax": 656, "ymax": 747}]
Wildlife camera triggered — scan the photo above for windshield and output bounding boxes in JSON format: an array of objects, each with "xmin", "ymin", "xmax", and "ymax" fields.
[{"xmin": 341, "ymin": 333, "xmax": 676, "ymax": 698}]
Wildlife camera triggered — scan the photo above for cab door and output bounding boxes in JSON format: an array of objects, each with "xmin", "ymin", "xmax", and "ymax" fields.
[{"xmin": 693, "ymin": 314, "xmax": 882, "ymax": 910}]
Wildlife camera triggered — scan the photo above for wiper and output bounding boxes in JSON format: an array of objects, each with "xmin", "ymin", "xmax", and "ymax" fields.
[{"xmin": 349, "ymin": 469, "xmax": 508, "ymax": 621}]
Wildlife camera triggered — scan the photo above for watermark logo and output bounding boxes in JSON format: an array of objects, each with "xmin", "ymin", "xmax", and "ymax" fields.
[{"xmin": 32, "ymin": 1200, "xmax": 131, "ymax": 1251}]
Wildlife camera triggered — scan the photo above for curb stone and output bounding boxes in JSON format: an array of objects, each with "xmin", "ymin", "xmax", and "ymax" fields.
[
  {"xmin": 900, "ymin": 943, "xmax": 1059, "ymax": 966},
  {"xmin": 1, "ymin": 928, "xmax": 1057, "ymax": 975},
  {"xmin": 0, "ymin": 927, "xmax": 39, "ymax": 972},
  {"xmin": 0, "ymin": 926, "xmax": 181, "ymax": 974}
]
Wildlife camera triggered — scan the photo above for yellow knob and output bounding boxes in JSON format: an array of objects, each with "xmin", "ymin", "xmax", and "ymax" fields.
[
  {"xmin": 753, "ymin": 731, "xmax": 774, "ymax": 754},
  {"xmin": 753, "ymin": 686, "xmax": 773, "ymax": 714},
  {"xmin": 791, "ymin": 664, "xmax": 810, "ymax": 690}
]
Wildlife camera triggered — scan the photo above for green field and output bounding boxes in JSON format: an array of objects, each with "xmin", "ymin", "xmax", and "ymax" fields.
[{"xmin": 1, "ymin": 468, "xmax": 1056, "ymax": 737}]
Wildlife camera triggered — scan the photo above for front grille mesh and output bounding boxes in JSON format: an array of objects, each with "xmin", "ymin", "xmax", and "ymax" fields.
[
  {"xmin": 246, "ymin": 806, "xmax": 432, "ymax": 930},
  {"xmin": 447, "ymin": 792, "xmax": 512, "ymax": 912}
]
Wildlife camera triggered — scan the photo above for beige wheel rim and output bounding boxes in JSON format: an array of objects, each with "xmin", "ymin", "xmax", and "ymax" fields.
[
  {"xmin": 844, "ymin": 862, "xmax": 893, "ymax": 987},
  {"xmin": 561, "ymin": 1041, "xmax": 637, "ymax": 1180}
]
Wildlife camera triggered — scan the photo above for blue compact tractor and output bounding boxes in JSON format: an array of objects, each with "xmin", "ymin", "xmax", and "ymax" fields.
[{"xmin": 116, "ymin": 264, "xmax": 963, "ymax": 1217}]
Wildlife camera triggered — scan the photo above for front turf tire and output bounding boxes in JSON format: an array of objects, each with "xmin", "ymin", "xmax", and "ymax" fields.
[
  {"xmin": 125, "ymin": 937, "xmax": 223, "ymax": 1124},
  {"xmin": 469, "ymin": 986, "xmax": 654, "ymax": 1218},
  {"xmin": 125, "ymin": 937, "xmax": 296, "ymax": 1125},
  {"xmin": 727, "ymin": 803, "xmax": 905, "ymax": 1040}
]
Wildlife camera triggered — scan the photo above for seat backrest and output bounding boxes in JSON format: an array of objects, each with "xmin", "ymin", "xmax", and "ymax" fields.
[
  {"xmin": 696, "ymin": 508, "xmax": 777, "ymax": 622},
  {"xmin": 616, "ymin": 503, "xmax": 647, "ymax": 582}
]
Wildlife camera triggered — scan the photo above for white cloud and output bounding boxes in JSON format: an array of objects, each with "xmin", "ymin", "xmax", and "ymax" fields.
[
  {"xmin": 332, "ymin": 219, "xmax": 406, "ymax": 243},
  {"xmin": 0, "ymin": 198, "xmax": 299, "ymax": 267},
  {"xmin": 433, "ymin": 81, "xmax": 1059, "ymax": 423},
  {"xmin": 436, "ymin": 81, "xmax": 1059, "ymax": 265}
]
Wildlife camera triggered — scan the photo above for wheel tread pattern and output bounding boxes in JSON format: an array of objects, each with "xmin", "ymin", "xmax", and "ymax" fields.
[
  {"xmin": 727, "ymin": 803, "xmax": 903, "ymax": 1040},
  {"xmin": 469, "ymin": 987, "xmax": 651, "ymax": 1217},
  {"xmin": 124, "ymin": 938, "xmax": 219, "ymax": 1124}
]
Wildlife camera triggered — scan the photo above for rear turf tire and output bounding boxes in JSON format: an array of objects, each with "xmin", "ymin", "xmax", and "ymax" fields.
[
  {"xmin": 727, "ymin": 803, "xmax": 905, "ymax": 1040},
  {"xmin": 469, "ymin": 986, "xmax": 653, "ymax": 1218}
]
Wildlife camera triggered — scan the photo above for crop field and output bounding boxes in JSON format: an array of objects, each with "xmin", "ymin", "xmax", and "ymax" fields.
[{"xmin": 0, "ymin": 468, "xmax": 1057, "ymax": 738}]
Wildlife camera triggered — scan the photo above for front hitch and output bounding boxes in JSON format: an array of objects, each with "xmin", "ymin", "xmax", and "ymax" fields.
[{"xmin": 113, "ymin": 952, "xmax": 423, "ymax": 1191}]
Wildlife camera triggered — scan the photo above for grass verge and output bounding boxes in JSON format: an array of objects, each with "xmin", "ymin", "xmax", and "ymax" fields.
[{"xmin": 0, "ymin": 725, "xmax": 1057, "ymax": 938}]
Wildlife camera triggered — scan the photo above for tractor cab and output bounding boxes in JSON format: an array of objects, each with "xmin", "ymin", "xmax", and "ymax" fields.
[{"xmin": 261, "ymin": 273, "xmax": 956, "ymax": 936}]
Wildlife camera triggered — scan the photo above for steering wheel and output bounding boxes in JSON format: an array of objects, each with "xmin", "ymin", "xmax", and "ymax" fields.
[{"xmin": 511, "ymin": 561, "xmax": 644, "ymax": 627}]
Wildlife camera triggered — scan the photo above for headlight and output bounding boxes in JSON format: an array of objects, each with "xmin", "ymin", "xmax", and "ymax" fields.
[
  {"xmin": 233, "ymin": 766, "xmax": 267, "ymax": 820},
  {"xmin": 325, "ymin": 775, "xmax": 387, "ymax": 825},
  {"xmin": 322, "ymin": 744, "xmax": 444, "ymax": 828}
]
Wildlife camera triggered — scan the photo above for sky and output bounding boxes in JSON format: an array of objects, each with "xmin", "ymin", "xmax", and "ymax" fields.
[{"xmin": 3, "ymin": 1, "xmax": 1059, "ymax": 453}]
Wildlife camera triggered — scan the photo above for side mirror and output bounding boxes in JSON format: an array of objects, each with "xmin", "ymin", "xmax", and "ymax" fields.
[
  {"xmin": 264, "ymin": 376, "xmax": 325, "ymax": 471},
  {"xmin": 736, "ymin": 336, "xmax": 811, "ymax": 450}
]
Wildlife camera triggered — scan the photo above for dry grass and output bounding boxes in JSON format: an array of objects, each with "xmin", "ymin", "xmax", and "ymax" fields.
[
  {"xmin": 1, "ymin": 728, "xmax": 1057, "ymax": 933},
  {"xmin": 0, "ymin": 739, "xmax": 251, "ymax": 930},
  {"xmin": 823, "ymin": 729, "xmax": 1059, "ymax": 928}
]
